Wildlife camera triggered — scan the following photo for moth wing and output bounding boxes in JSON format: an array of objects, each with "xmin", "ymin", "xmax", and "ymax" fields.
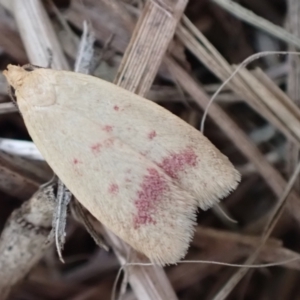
[
  {"xmin": 45, "ymin": 69, "xmax": 240, "ymax": 210},
  {"xmin": 20, "ymin": 102, "xmax": 197, "ymax": 265},
  {"xmin": 4, "ymin": 66, "xmax": 240, "ymax": 264}
]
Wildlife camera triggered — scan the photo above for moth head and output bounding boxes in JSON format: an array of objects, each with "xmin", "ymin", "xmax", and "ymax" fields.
[{"xmin": 3, "ymin": 64, "xmax": 56, "ymax": 109}]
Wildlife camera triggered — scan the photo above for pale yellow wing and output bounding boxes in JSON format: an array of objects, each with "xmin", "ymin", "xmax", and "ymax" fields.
[{"xmin": 3, "ymin": 65, "xmax": 240, "ymax": 264}]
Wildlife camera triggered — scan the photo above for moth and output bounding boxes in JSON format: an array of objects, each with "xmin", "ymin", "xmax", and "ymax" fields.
[{"xmin": 4, "ymin": 65, "xmax": 240, "ymax": 265}]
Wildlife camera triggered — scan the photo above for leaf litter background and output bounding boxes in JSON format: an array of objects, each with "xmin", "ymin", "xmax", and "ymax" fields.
[{"xmin": 0, "ymin": 0, "xmax": 300, "ymax": 299}]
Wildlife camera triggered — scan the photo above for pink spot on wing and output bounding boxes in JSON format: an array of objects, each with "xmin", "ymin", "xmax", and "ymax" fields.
[
  {"xmin": 91, "ymin": 139, "xmax": 114, "ymax": 153},
  {"xmin": 103, "ymin": 125, "xmax": 113, "ymax": 132},
  {"xmin": 114, "ymin": 105, "xmax": 119, "ymax": 111},
  {"xmin": 133, "ymin": 168, "xmax": 168, "ymax": 229},
  {"xmin": 91, "ymin": 143, "xmax": 102, "ymax": 153},
  {"xmin": 72, "ymin": 158, "xmax": 83, "ymax": 176},
  {"xmin": 158, "ymin": 148, "xmax": 198, "ymax": 179},
  {"xmin": 108, "ymin": 183, "xmax": 119, "ymax": 195},
  {"xmin": 148, "ymin": 130, "xmax": 157, "ymax": 140}
]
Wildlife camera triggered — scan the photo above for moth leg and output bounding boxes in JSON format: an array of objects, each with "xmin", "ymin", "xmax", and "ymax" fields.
[{"xmin": 70, "ymin": 200, "xmax": 109, "ymax": 251}]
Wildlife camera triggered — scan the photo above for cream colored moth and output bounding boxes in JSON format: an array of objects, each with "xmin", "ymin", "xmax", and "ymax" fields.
[{"xmin": 4, "ymin": 65, "xmax": 240, "ymax": 265}]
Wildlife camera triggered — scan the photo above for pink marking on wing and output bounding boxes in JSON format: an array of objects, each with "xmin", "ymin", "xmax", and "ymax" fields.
[
  {"xmin": 103, "ymin": 125, "xmax": 113, "ymax": 132},
  {"xmin": 158, "ymin": 148, "xmax": 198, "ymax": 179},
  {"xmin": 113, "ymin": 105, "xmax": 119, "ymax": 111},
  {"xmin": 73, "ymin": 158, "xmax": 79, "ymax": 164},
  {"xmin": 72, "ymin": 158, "xmax": 83, "ymax": 176},
  {"xmin": 108, "ymin": 183, "xmax": 119, "ymax": 195},
  {"xmin": 133, "ymin": 168, "xmax": 168, "ymax": 229},
  {"xmin": 91, "ymin": 143, "xmax": 102, "ymax": 154},
  {"xmin": 148, "ymin": 130, "xmax": 157, "ymax": 140}
]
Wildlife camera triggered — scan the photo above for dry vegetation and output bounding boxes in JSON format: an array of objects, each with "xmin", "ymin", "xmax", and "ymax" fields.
[{"xmin": 0, "ymin": 0, "xmax": 299, "ymax": 299}]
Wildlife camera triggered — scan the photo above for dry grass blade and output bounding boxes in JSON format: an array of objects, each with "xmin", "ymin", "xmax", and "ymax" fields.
[
  {"xmin": 166, "ymin": 56, "xmax": 300, "ymax": 221},
  {"xmin": 169, "ymin": 226, "xmax": 300, "ymax": 291},
  {"xmin": 114, "ymin": 0, "xmax": 188, "ymax": 94},
  {"xmin": 212, "ymin": 161, "xmax": 300, "ymax": 300},
  {"xmin": 0, "ymin": 182, "xmax": 55, "ymax": 299},
  {"xmin": 0, "ymin": 102, "xmax": 17, "ymax": 114},
  {"xmin": 174, "ymin": 17, "xmax": 300, "ymax": 223},
  {"xmin": 237, "ymin": 68, "xmax": 300, "ymax": 144},
  {"xmin": 0, "ymin": 0, "xmax": 186, "ymax": 299},
  {"xmin": 104, "ymin": 0, "xmax": 189, "ymax": 299},
  {"xmin": 2, "ymin": 0, "xmax": 299, "ymax": 299},
  {"xmin": 11, "ymin": 0, "xmax": 69, "ymax": 69},
  {"xmin": 0, "ymin": 150, "xmax": 50, "ymax": 199},
  {"xmin": 0, "ymin": 5, "xmax": 27, "ymax": 63},
  {"xmin": 0, "ymin": 138, "xmax": 44, "ymax": 160},
  {"xmin": 0, "ymin": 0, "xmax": 68, "ymax": 296},
  {"xmin": 74, "ymin": 21, "xmax": 95, "ymax": 74},
  {"xmin": 193, "ymin": 227, "xmax": 300, "ymax": 270},
  {"xmin": 177, "ymin": 19, "xmax": 300, "ymax": 148},
  {"xmin": 64, "ymin": 0, "xmax": 132, "ymax": 53},
  {"xmin": 212, "ymin": 0, "xmax": 300, "ymax": 49},
  {"xmin": 286, "ymin": 0, "xmax": 300, "ymax": 189}
]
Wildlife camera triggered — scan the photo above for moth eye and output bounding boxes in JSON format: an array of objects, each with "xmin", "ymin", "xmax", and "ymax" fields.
[{"xmin": 22, "ymin": 64, "xmax": 43, "ymax": 72}]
